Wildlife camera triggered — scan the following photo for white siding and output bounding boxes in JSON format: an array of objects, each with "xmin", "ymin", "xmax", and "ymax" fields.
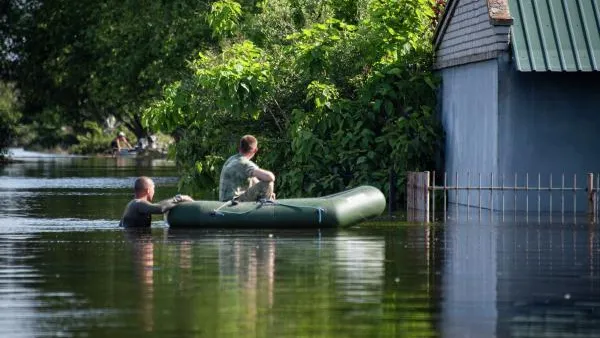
[{"xmin": 435, "ymin": 0, "xmax": 510, "ymax": 69}]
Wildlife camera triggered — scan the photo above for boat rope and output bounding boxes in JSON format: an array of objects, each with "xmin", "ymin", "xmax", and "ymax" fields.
[
  {"xmin": 259, "ymin": 199, "xmax": 326, "ymax": 224},
  {"xmin": 210, "ymin": 199, "xmax": 326, "ymax": 223},
  {"xmin": 210, "ymin": 200, "xmax": 250, "ymax": 216}
]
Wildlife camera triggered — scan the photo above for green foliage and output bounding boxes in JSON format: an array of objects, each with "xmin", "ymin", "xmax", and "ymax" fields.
[
  {"xmin": 192, "ymin": 41, "xmax": 273, "ymax": 116},
  {"xmin": 6, "ymin": 0, "xmax": 443, "ymax": 205},
  {"xmin": 208, "ymin": 0, "xmax": 243, "ymax": 39},
  {"xmin": 306, "ymin": 81, "xmax": 339, "ymax": 111},
  {"xmin": 146, "ymin": 0, "xmax": 442, "ymax": 206},
  {"xmin": 26, "ymin": 109, "xmax": 78, "ymax": 150},
  {"xmin": 143, "ymin": 80, "xmax": 198, "ymax": 134},
  {"xmin": 0, "ymin": 83, "xmax": 21, "ymax": 156},
  {"xmin": 5, "ymin": 0, "xmax": 215, "ymax": 148},
  {"xmin": 287, "ymin": 19, "xmax": 358, "ymax": 76},
  {"xmin": 69, "ymin": 121, "xmax": 118, "ymax": 155},
  {"xmin": 168, "ymin": 127, "xmax": 231, "ymax": 198}
]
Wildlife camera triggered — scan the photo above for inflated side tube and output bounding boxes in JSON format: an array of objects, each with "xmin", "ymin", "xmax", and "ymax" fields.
[{"xmin": 167, "ymin": 185, "xmax": 386, "ymax": 228}]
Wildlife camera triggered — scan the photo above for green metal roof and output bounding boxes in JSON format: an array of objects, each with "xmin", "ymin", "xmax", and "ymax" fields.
[{"xmin": 509, "ymin": 0, "xmax": 600, "ymax": 72}]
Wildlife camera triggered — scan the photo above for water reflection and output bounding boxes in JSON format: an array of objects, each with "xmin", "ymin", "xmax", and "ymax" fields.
[
  {"xmin": 0, "ymin": 234, "xmax": 41, "ymax": 337},
  {"xmin": 163, "ymin": 229, "xmax": 438, "ymax": 337},
  {"xmin": 2, "ymin": 154, "xmax": 600, "ymax": 336},
  {"xmin": 441, "ymin": 220, "xmax": 498, "ymax": 337},
  {"xmin": 496, "ymin": 223, "xmax": 600, "ymax": 337},
  {"xmin": 216, "ymin": 235, "xmax": 277, "ymax": 334},
  {"xmin": 0, "ymin": 154, "xmax": 179, "ymax": 221},
  {"xmin": 334, "ymin": 235, "xmax": 384, "ymax": 304},
  {"xmin": 124, "ymin": 228, "xmax": 155, "ymax": 332},
  {"xmin": 440, "ymin": 208, "xmax": 600, "ymax": 337}
]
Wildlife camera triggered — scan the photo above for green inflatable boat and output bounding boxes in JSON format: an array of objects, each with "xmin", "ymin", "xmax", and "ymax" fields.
[{"xmin": 167, "ymin": 185, "xmax": 386, "ymax": 228}]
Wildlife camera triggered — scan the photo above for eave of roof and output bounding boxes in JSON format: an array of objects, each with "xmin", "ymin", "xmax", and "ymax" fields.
[{"xmin": 433, "ymin": 0, "xmax": 513, "ymax": 52}]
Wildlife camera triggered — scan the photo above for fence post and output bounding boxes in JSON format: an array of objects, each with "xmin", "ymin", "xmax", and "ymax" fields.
[
  {"xmin": 406, "ymin": 171, "xmax": 431, "ymax": 223},
  {"xmin": 588, "ymin": 173, "xmax": 596, "ymax": 222},
  {"xmin": 424, "ymin": 171, "xmax": 430, "ymax": 223},
  {"xmin": 389, "ymin": 168, "xmax": 396, "ymax": 216},
  {"xmin": 407, "ymin": 172, "xmax": 413, "ymax": 221}
]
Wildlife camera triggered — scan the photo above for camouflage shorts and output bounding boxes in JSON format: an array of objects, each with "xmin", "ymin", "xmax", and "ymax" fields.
[{"xmin": 236, "ymin": 181, "xmax": 275, "ymax": 202}]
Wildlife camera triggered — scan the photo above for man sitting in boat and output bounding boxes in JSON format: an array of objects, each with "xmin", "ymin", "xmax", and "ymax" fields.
[
  {"xmin": 219, "ymin": 135, "xmax": 276, "ymax": 202},
  {"xmin": 120, "ymin": 176, "xmax": 193, "ymax": 227},
  {"xmin": 111, "ymin": 131, "xmax": 133, "ymax": 154}
]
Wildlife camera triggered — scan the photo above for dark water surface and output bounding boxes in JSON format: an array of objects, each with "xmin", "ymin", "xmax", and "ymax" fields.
[{"xmin": 0, "ymin": 149, "xmax": 599, "ymax": 337}]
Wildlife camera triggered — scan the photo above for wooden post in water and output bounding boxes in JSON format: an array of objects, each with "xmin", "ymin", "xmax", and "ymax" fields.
[
  {"xmin": 431, "ymin": 171, "xmax": 436, "ymax": 222},
  {"xmin": 588, "ymin": 173, "xmax": 596, "ymax": 223},
  {"xmin": 406, "ymin": 172, "xmax": 412, "ymax": 221},
  {"xmin": 424, "ymin": 171, "xmax": 430, "ymax": 223}
]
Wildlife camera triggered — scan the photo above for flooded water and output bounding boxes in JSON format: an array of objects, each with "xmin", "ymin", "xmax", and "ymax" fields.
[{"xmin": 0, "ymin": 149, "xmax": 599, "ymax": 337}]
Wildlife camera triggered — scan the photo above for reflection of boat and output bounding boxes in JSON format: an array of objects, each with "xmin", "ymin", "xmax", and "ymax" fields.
[
  {"xmin": 115, "ymin": 149, "xmax": 138, "ymax": 157},
  {"xmin": 167, "ymin": 185, "xmax": 386, "ymax": 228},
  {"xmin": 114, "ymin": 148, "xmax": 167, "ymax": 159}
]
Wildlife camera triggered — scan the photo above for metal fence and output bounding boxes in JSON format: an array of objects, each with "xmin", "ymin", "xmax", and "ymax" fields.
[{"xmin": 407, "ymin": 171, "xmax": 600, "ymax": 223}]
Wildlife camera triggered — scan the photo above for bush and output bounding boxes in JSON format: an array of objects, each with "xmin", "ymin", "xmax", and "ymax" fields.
[
  {"xmin": 69, "ymin": 121, "xmax": 135, "ymax": 155},
  {"xmin": 145, "ymin": 0, "xmax": 443, "ymax": 206},
  {"xmin": 0, "ymin": 82, "xmax": 21, "ymax": 158}
]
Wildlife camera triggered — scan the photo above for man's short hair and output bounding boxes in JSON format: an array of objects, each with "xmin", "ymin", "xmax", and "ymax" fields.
[
  {"xmin": 240, "ymin": 135, "xmax": 257, "ymax": 154},
  {"xmin": 134, "ymin": 176, "xmax": 154, "ymax": 193}
]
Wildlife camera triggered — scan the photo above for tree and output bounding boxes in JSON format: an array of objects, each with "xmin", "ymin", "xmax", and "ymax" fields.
[
  {"xmin": 5, "ymin": 0, "xmax": 217, "ymax": 142},
  {"xmin": 0, "ymin": 82, "xmax": 21, "ymax": 157},
  {"xmin": 145, "ymin": 0, "xmax": 443, "ymax": 203}
]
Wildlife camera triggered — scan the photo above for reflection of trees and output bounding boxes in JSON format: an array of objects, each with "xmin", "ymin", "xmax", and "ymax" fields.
[
  {"xmin": 7, "ymin": 228, "xmax": 441, "ymax": 336},
  {"xmin": 214, "ymin": 237, "xmax": 277, "ymax": 336},
  {"xmin": 201, "ymin": 228, "xmax": 439, "ymax": 337},
  {"xmin": 5, "ymin": 230, "xmax": 147, "ymax": 336},
  {"xmin": 380, "ymin": 227, "xmax": 442, "ymax": 337}
]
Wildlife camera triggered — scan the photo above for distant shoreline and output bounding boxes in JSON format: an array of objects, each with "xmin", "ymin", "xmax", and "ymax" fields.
[
  {"xmin": 4, "ymin": 147, "xmax": 169, "ymax": 161},
  {"xmin": 0, "ymin": 156, "xmax": 22, "ymax": 164}
]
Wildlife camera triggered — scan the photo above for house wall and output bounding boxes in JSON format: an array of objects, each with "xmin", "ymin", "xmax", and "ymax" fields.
[
  {"xmin": 435, "ymin": 0, "xmax": 510, "ymax": 69},
  {"xmin": 497, "ymin": 56, "xmax": 600, "ymax": 211},
  {"xmin": 441, "ymin": 59, "xmax": 498, "ymax": 207}
]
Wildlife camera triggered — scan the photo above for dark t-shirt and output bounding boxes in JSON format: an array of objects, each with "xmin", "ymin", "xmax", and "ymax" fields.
[{"xmin": 119, "ymin": 198, "xmax": 179, "ymax": 227}]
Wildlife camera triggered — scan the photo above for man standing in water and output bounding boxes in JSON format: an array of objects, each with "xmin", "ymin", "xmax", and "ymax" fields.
[
  {"xmin": 120, "ymin": 176, "xmax": 193, "ymax": 227},
  {"xmin": 219, "ymin": 135, "xmax": 276, "ymax": 202}
]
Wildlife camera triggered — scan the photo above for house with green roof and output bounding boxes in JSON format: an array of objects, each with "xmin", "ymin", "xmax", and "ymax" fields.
[{"xmin": 434, "ymin": 0, "xmax": 600, "ymax": 211}]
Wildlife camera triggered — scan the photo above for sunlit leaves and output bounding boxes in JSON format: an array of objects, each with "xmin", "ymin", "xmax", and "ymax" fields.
[
  {"xmin": 208, "ymin": 0, "xmax": 242, "ymax": 39},
  {"xmin": 143, "ymin": 81, "xmax": 191, "ymax": 133},
  {"xmin": 306, "ymin": 81, "xmax": 339, "ymax": 111},
  {"xmin": 363, "ymin": 0, "xmax": 435, "ymax": 64},
  {"xmin": 191, "ymin": 41, "xmax": 272, "ymax": 117},
  {"xmin": 287, "ymin": 18, "xmax": 357, "ymax": 76}
]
